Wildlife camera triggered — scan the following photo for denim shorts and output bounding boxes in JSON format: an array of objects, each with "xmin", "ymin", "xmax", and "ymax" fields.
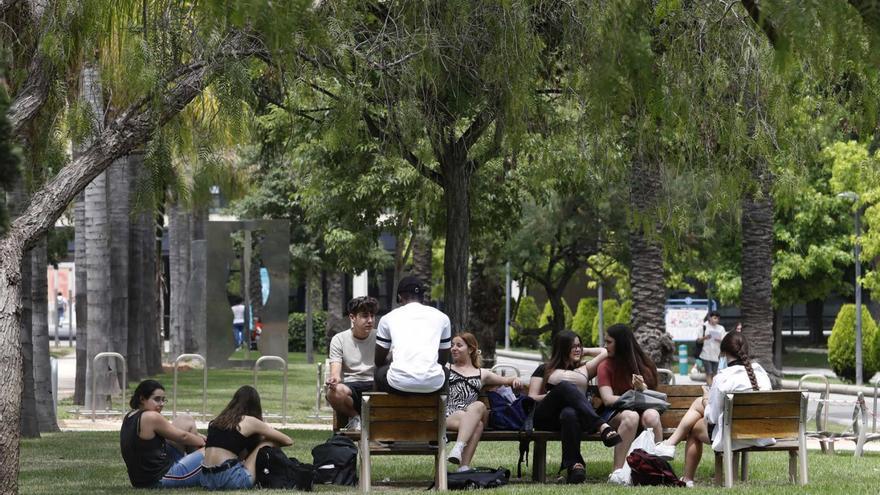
[
  {"xmin": 702, "ymin": 360, "xmax": 719, "ymax": 375},
  {"xmin": 156, "ymin": 447, "xmax": 204, "ymax": 488},
  {"xmin": 200, "ymin": 459, "xmax": 254, "ymax": 490}
]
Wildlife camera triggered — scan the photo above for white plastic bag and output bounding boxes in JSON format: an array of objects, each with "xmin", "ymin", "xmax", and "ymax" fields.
[{"xmin": 610, "ymin": 428, "xmax": 656, "ymax": 486}]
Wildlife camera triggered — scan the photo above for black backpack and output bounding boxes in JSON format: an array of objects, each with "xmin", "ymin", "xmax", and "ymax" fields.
[
  {"xmin": 626, "ymin": 449, "xmax": 685, "ymax": 487},
  {"xmin": 429, "ymin": 467, "xmax": 510, "ymax": 490},
  {"xmin": 311, "ymin": 434, "xmax": 358, "ymax": 486},
  {"xmin": 254, "ymin": 446, "xmax": 315, "ymax": 490}
]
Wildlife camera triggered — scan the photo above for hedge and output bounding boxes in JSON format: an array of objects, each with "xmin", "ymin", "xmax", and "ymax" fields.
[
  {"xmin": 288, "ymin": 311, "xmax": 328, "ymax": 352},
  {"xmin": 828, "ymin": 304, "xmax": 878, "ymax": 382}
]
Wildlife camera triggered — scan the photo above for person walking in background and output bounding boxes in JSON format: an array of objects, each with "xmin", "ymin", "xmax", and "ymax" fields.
[
  {"xmin": 231, "ymin": 300, "xmax": 245, "ymax": 349},
  {"xmin": 56, "ymin": 292, "xmax": 67, "ymax": 324},
  {"xmin": 200, "ymin": 385, "xmax": 293, "ymax": 490},
  {"xmin": 697, "ymin": 311, "xmax": 727, "ymax": 386},
  {"xmin": 374, "ymin": 275, "xmax": 451, "ymax": 395},
  {"xmin": 326, "ymin": 296, "xmax": 379, "ymax": 431},
  {"xmin": 120, "ymin": 380, "xmax": 206, "ymax": 488}
]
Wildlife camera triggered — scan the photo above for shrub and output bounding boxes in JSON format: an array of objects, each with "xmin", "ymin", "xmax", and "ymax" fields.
[
  {"xmin": 592, "ymin": 299, "xmax": 620, "ymax": 344},
  {"xmin": 515, "ymin": 296, "xmax": 540, "ymax": 330},
  {"xmin": 615, "ymin": 300, "xmax": 633, "ymax": 326},
  {"xmin": 538, "ymin": 299, "xmax": 574, "ymax": 331},
  {"xmin": 288, "ymin": 311, "xmax": 327, "ymax": 352},
  {"xmin": 572, "ymin": 298, "xmax": 599, "ymax": 345},
  {"xmin": 828, "ymin": 304, "xmax": 878, "ymax": 382}
]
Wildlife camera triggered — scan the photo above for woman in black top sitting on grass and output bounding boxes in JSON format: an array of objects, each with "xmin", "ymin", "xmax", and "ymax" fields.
[
  {"xmin": 200, "ymin": 385, "xmax": 293, "ymax": 490},
  {"xmin": 528, "ymin": 330, "xmax": 622, "ymax": 484},
  {"xmin": 120, "ymin": 379, "xmax": 207, "ymax": 488}
]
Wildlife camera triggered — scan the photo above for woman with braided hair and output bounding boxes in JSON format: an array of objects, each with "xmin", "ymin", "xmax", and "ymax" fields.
[{"xmin": 654, "ymin": 332, "xmax": 773, "ymax": 487}]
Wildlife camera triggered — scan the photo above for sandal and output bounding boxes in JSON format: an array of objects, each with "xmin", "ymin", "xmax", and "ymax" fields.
[
  {"xmin": 600, "ymin": 425, "xmax": 622, "ymax": 447},
  {"xmin": 566, "ymin": 463, "xmax": 586, "ymax": 484}
]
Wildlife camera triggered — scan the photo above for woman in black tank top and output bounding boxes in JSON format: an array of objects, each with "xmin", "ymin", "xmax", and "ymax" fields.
[
  {"xmin": 120, "ymin": 380, "xmax": 206, "ymax": 488},
  {"xmin": 201, "ymin": 385, "xmax": 293, "ymax": 490}
]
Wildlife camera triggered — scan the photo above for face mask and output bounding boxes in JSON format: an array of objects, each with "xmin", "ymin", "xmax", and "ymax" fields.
[{"xmin": 718, "ymin": 356, "xmax": 727, "ymax": 371}]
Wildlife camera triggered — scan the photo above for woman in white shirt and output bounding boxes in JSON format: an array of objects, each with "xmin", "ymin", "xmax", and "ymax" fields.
[
  {"xmin": 698, "ymin": 311, "xmax": 727, "ymax": 386},
  {"xmin": 654, "ymin": 332, "xmax": 772, "ymax": 487}
]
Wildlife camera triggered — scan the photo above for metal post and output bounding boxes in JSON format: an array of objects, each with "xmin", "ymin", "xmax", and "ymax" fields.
[
  {"xmin": 504, "ymin": 262, "xmax": 511, "ymax": 350},
  {"xmin": 172, "ymin": 353, "xmax": 207, "ymax": 420},
  {"xmin": 91, "ymin": 352, "xmax": 127, "ymax": 422},
  {"xmin": 305, "ymin": 273, "xmax": 314, "ymax": 364},
  {"xmin": 597, "ymin": 282, "xmax": 605, "ymax": 345},
  {"xmin": 855, "ymin": 206, "xmax": 863, "ymax": 386},
  {"xmin": 253, "ymin": 356, "xmax": 288, "ymax": 424}
]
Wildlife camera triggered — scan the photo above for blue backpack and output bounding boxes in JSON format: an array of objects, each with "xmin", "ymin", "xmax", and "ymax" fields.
[{"xmin": 487, "ymin": 390, "xmax": 530, "ymax": 430}]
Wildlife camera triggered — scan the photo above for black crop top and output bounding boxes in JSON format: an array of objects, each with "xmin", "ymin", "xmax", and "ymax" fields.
[{"xmin": 206, "ymin": 423, "xmax": 261, "ymax": 456}]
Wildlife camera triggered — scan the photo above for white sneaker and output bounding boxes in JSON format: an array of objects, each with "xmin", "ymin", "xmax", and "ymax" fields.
[
  {"xmin": 654, "ymin": 442, "xmax": 675, "ymax": 460},
  {"xmin": 681, "ymin": 478, "xmax": 694, "ymax": 488},
  {"xmin": 344, "ymin": 415, "xmax": 361, "ymax": 431},
  {"xmin": 608, "ymin": 468, "xmax": 631, "ymax": 485},
  {"xmin": 447, "ymin": 442, "xmax": 465, "ymax": 464}
]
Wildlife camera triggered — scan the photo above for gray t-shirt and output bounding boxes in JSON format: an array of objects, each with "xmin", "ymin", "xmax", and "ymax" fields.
[{"xmin": 328, "ymin": 328, "xmax": 376, "ymax": 382}]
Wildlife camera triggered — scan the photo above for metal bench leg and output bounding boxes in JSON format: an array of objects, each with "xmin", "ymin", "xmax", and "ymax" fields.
[
  {"xmin": 533, "ymin": 440, "xmax": 546, "ymax": 483},
  {"xmin": 360, "ymin": 398, "xmax": 371, "ymax": 494}
]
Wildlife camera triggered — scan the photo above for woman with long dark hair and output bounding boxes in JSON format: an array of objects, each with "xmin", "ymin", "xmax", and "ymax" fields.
[
  {"xmin": 528, "ymin": 330, "xmax": 621, "ymax": 484},
  {"xmin": 596, "ymin": 323, "xmax": 662, "ymax": 484},
  {"xmin": 120, "ymin": 380, "xmax": 206, "ymax": 488},
  {"xmin": 657, "ymin": 332, "xmax": 772, "ymax": 487},
  {"xmin": 200, "ymin": 385, "xmax": 293, "ymax": 490}
]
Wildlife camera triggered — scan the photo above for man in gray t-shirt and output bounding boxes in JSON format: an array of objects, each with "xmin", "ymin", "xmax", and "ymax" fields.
[{"xmin": 326, "ymin": 296, "xmax": 378, "ymax": 430}]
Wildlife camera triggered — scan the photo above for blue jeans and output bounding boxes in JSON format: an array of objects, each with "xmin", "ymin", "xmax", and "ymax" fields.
[
  {"xmin": 156, "ymin": 447, "xmax": 204, "ymax": 488},
  {"xmin": 233, "ymin": 323, "xmax": 244, "ymax": 348},
  {"xmin": 200, "ymin": 459, "xmax": 254, "ymax": 490}
]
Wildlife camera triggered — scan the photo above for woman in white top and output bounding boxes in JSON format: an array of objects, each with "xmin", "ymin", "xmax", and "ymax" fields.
[
  {"xmin": 697, "ymin": 311, "xmax": 727, "ymax": 385},
  {"xmin": 654, "ymin": 332, "xmax": 772, "ymax": 487},
  {"xmin": 445, "ymin": 332, "xmax": 522, "ymax": 471}
]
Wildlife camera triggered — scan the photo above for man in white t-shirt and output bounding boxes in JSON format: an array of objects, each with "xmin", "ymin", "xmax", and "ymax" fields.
[
  {"xmin": 375, "ymin": 276, "xmax": 451, "ymax": 394},
  {"xmin": 698, "ymin": 310, "xmax": 727, "ymax": 386},
  {"xmin": 326, "ymin": 296, "xmax": 379, "ymax": 430}
]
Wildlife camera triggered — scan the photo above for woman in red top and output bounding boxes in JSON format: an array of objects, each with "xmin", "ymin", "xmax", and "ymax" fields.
[{"xmin": 596, "ymin": 323, "xmax": 662, "ymax": 484}]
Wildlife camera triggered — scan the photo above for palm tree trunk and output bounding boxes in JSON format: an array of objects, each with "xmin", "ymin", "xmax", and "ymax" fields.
[
  {"xmin": 144, "ymin": 214, "xmax": 163, "ymax": 375},
  {"xmin": 126, "ymin": 154, "xmax": 146, "ymax": 380},
  {"xmin": 109, "ymin": 156, "xmax": 131, "ymax": 385},
  {"xmin": 168, "ymin": 202, "xmax": 190, "ymax": 359},
  {"xmin": 74, "ymin": 192, "xmax": 87, "ymax": 404},
  {"xmin": 740, "ymin": 166, "xmax": 780, "ymax": 383},
  {"xmin": 31, "ymin": 236, "xmax": 58, "ymax": 431},
  {"xmin": 628, "ymin": 156, "xmax": 675, "ymax": 367}
]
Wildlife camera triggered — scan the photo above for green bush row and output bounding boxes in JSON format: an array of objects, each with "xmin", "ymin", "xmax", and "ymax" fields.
[
  {"xmin": 288, "ymin": 311, "xmax": 328, "ymax": 352},
  {"xmin": 510, "ymin": 295, "xmax": 630, "ymax": 348}
]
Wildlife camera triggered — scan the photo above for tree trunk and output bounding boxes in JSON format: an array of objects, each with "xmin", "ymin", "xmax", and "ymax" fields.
[
  {"xmin": 168, "ymin": 202, "xmax": 190, "ymax": 359},
  {"xmin": 187, "ymin": 207, "xmax": 206, "ymax": 354},
  {"xmin": 412, "ymin": 229, "xmax": 433, "ymax": 300},
  {"xmin": 74, "ymin": 192, "xmax": 87, "ymax": 404},
  {"xmin": 108, "ymin": 156, "xmax": 130, "ymax": 386},
  {"xmin": 31, "ymin": 236, "xmax": 58, "ymax": 431},
  {"xmin": 441, "ymin": 157, "xmax": 472, "ymax": 333},
  {"xmin": 325, "ymin": 272, "xmax": 346, "ymax": 351},
  {"xmin": 806, "ymin": 298, "xmax": 825, "ymax": 345},
  {"xmin": 0, "ymin": 236, "xmax": 27, "ymax": 491},
  {"xmin": 144, "ymin": 213, "xmax": 163, "ymax": 376},
  {"xmin": 127, "ymin": 154, "xmax": 146, "ymax": 381},
  {"xmin": 468, "ymin": 257, "xmax": 503, "ymax": 367},
  {"xmin": 741, "ymin": 165, "xmax": 780, "ymax": 384},
  {"xmin": 628, "ymin": 157, "xmax": 675, "ymax": 367}
]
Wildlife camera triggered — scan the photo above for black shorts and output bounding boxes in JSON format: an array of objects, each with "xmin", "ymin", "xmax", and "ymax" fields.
[{"xmin": 344, "ymin": 381, "xmax": 374, "ymax": 414}]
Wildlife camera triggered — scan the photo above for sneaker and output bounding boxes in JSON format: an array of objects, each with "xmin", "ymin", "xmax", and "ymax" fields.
[
  {"xmin": 447, "ymin": 442, "xmax": 464, "ymax": 464},
  {"xmin": 608, "ymin": 467, "xmax": 631, "ymax": 486},
  {"xmin": 681, "ymin": 478, "xmax": 694, "ymax": 488},
  {"xmin": 654, "ymin": 442, "xmax": 675, "ymax": 460},
  {"xmin": 343, "ymin": 415, "xmax": 361, "ymax": 431},
  {"xmin": 457, "ymin": 465, "xmax": 471, "ymax": 473}
]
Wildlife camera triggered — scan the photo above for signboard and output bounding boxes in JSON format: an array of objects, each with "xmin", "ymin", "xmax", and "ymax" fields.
[{"xmin": 665, "ymin": 301, "xmax": 710, "ymax": 342}]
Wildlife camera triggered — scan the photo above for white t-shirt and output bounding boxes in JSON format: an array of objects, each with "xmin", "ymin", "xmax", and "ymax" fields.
[
  {"xmin": 231, "ymin": 304, "xmax": 245, "ymax": 324},
  {"xmin": 699, "ymin": 323, "xmax": 727, "ymax": 362},
  {"xmin": 704, "ymin": 362, "xmax": 775, "ymax": 451},
  {"xmin": 328, "ymin": 328, "xmax": 376, "ymax": 383},
  {"xmin": 376, "ymin": 302, "xmax": 452, "ymax": 393}
]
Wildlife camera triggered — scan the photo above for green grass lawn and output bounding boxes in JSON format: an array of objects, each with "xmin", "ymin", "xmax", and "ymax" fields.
[
  {"xmin": 782, "ymin": 349, "xmax": 831, "ymax": 369},
  {"xmin": 19, "ymin": 429, "xmax": 880, "ymax": 494},
  {"xmin": 57, "ymin": 352, "xmax": 328, "ymax": 423}
]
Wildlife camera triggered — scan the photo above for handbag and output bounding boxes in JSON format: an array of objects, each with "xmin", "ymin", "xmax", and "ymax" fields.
[
  {"xmin": 692, "ymin": 324, "xmax": 705, "ymax": 359},
  {"xmin": 428, "ymin": 467, "xmax": 510, "ymax": 490},
  {"xmin": 612, "ymin": 389, "xmax": 670, "ymax": 414}
]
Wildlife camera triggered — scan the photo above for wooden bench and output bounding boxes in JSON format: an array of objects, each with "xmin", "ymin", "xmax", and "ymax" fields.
[
  {"xmin": 357, "ymin": 392, "xmax": 447, "ymax": 492},
  {"xmin": 714, "ymin": 390, "xmax": 807, "ymax": 488},
  {"xmin": 338, "ymin": 383, "xmax": 703, "ymax": 483}
]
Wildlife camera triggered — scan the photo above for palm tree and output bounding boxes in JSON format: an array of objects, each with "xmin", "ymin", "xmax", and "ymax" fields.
[
  {"xmin": 73, "ymin": 192, "xmax": 87, "ymax": 404},
  {"xmin": 108, "ymin": 154, "xmax": 131, "ymax": 388},
  {"xmin": 30, "ymin": 236, "xmax": 58, "ymax": 431}
]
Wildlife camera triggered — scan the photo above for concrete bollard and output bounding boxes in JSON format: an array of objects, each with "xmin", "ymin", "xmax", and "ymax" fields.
[{"xmin": 678, "ymin": 344, "xmax": 688, "ymax": 375}]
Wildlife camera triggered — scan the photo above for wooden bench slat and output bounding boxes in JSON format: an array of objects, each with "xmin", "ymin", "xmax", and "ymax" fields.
[
  {"xmin": 365, "ymin": 393, "xmax": 440, "ymax": 407},
  {"xmin": 668, "ymin": 396, "xmax": 699, "ymax": 409},
  {"xmin": 729, "ymin": 391, "xmax": 802, "ymax": 405},
  {"xmin": 658, "ymin": 384, "xmax": 704, "ymax": 396},
  {"xmin": 731, "ymin": 403, "xmax": 800, "ymax": 419},
  {"xmin": 731, "ymin": 418, "xmax": 800, "ymax": 439},
  {"xmin": 369, "ymin": 407, "xmax": 439, "ymax": 422},
  {"xmin": 369, "ymin": 421, "xmax": 440, "ymax": 441}
]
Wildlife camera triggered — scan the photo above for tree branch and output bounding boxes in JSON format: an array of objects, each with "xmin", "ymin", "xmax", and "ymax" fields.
[
  {"xmin": 456, "ymin": 106, "xmax": 496, "ymax": 156},
  {"xmin": 362, "ymin": 111, "xmax": 443, "ymax": 185},
  {"xmin": 6, "ymin": 30, "xmax": 265, "ymax": 252},
  {"xmin": 740, "ymin": 0, "xmax": 778, "ymax": 48}
]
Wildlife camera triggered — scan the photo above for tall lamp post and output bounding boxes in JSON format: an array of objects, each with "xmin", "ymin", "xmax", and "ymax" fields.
[{"xmin": 838, "ymin": 191, "xmax": 863, "ymax": 385}]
